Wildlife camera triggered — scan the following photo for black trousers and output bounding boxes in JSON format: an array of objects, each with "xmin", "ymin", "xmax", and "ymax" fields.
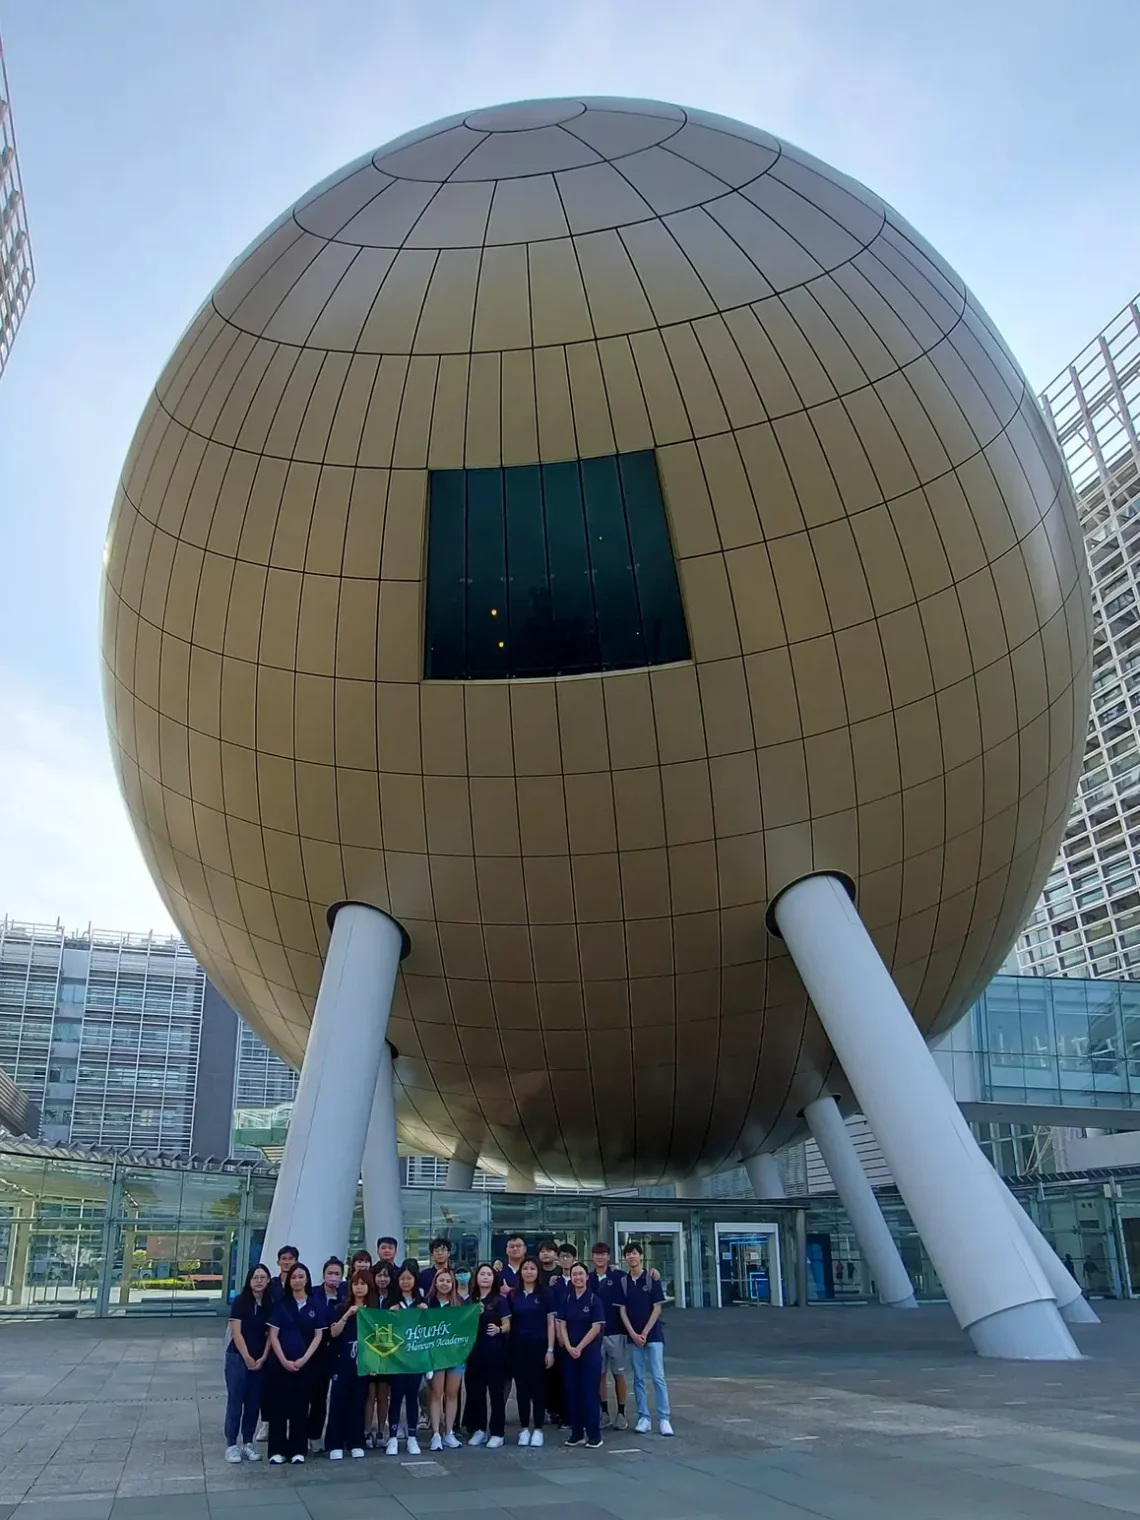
[
  {"xmin": 511, "ymin": 1340, "xmax": 548, "ymax": 1429},
  {"xmin": 307, "ymin": 1364, "xmax": 332, "ymax": 1442},
  {"xmin": 325, "ymin": 1367, "xmax": 369, "ymax": 1452},
  {"xmin": 464, "ymin": 1346, "xmax": 506, "ymax": 1438},
  {"xmin": 267, "ymin": 1364, "xmax": 313, "ymax": 1460}
]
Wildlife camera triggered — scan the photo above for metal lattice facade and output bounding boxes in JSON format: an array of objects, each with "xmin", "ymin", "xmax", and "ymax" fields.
[
  {"xmin": 0, "ymin": 920, "xmax": 204, "ymax": 1153},
  {"xmin": 0, "ymin": 33, "xmax": 33, "ymax": 378},
  {"xmin": 1015, "ymin": 298, "xmax": 1140, "ymax": 978}
]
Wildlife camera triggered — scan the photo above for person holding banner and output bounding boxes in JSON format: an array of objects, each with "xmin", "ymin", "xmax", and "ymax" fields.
[
  {"xmin": 364, "ymin": 1261, "xmax": 393, "ymax": 1447},
  {"xmin": 556, "ymin": 1262, "xmax": 606, "ymax": 1449},
  {"xmin": 425, "ymin": 1267, "xmax": 467, "ymax": 1449},
  {"xmin": 509, "ymin": 1257, "xmax": 555, "ymax": 1446},
  {"xmin": 266, "ymin": 1263, "xmax": 325, "ymax": 1463},
  {"xmin": 324, "ymin": 1270, "xmax": 375, "ymax": 1459},
  {"xmin": 384, "ymin": 1262, "xmax": 427, "ymax": 1456},
  {"xmin": 464, "ymin": 1264, "xmax": 511, "ymax": 1448}
]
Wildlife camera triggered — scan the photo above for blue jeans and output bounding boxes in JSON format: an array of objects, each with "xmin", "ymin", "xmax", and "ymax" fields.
[
  {"xmin": 629, "ymin": 1341, "xmax": 670, "ymax": 1421},
  {"xmin": 224, "ymin": 1351, "xmax": 263, "ymax": 1444}
]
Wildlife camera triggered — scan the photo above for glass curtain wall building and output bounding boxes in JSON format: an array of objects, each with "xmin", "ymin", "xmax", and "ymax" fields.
[
  {"xmin": 0, "ymin": 32, "xmax": 33, "ymax": 378},
  {"xmin": 0, "ymin": 921, "xmax": 206, "ymax": 1154},
  {"xmin": 1014, "ymin": 295, "xmax": 1140, "ymax": 978},
  {"xmin": 2, "ymin": 1136, "xmax": 1135, "ymax": 1317}
]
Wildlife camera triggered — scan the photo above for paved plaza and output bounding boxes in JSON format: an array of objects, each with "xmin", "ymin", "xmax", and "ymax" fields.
[{"xmin": 1, "ymin": 1304, "xmax": 1139, "ymax": 1518}]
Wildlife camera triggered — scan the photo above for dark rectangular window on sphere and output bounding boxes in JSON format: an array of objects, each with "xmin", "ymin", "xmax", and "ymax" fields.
[{"xmin": 424, "ymin": 450, "xmax": 690, "ymax": 680}]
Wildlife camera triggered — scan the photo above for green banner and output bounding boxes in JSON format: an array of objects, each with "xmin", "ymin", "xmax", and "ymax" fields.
[{"xmin": 356, "ymin": 1303, "xmax": 481, "ymax": 1375}]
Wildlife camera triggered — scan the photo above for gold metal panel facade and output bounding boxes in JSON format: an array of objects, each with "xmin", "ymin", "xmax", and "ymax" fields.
[{"xmin": 101, "ymin": 99, "xmax": 1092, "ymax": 1187}]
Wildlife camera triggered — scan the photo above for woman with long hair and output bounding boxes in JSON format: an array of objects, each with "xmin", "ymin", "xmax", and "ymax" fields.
[
  {"xmin": 266, "ymin": 1262, "xmax": 324, "ymax": 1463},
  {"xmin": 463, "ymin": 1263, "xmax": 511, "ymax": 1448},
  {"xmin": 324, "ymin": 1270, "xmax": 376, "ymax": 1459},
  {"xmin": 556, "ymin": 1262, "xmax": 606, "ymax": 1449},
  {"xmin": 425, "ymin": 1267, "xmax": 466, "ymax": 1450},
  {"xmin": 224, "ymin": 1263, "xmax": 271, "ymax": 1462},
  {"xmin": 509, "ymin": 1256, "xmax": 555, "ymax": 1446},
  {"xmin": 383, "ymin": 1260, "xmax": 426, "ymax": 1456},
  {"xmin": 364, "ymin": 1261, "xmax": 393, "ymax": 1446}
]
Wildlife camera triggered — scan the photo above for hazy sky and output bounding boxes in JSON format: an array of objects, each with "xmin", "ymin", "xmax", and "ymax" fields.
[{"xmin": 0, "ymin": 0, "xmax": 1136, "ymax": 935}]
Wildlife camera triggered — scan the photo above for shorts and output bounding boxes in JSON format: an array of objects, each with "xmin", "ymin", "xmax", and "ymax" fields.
[{"xmin": 602, "ymin": 1334, "xmax": 627, "ymax": 1376}]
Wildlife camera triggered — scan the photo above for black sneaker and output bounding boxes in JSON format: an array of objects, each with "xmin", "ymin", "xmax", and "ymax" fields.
[
  {"xmin": 586, "ymin": 1437, "xmax": 604, "ymax": 1449},
  {"xmin": 564, "ymin": 1435, "xmax": 586, "ymax": 1447}
]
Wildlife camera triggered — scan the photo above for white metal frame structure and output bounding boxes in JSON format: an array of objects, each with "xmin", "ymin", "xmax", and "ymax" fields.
[
  {"xmin": 613, "ymin": 1220, "xmax": 687, "ymax": 1308},
  {"xmin": 1017, "ymin": 297, "xmax": 1140, "ymax": 980},
  {"xmin": 0, "ymin": 32, "xmax": 34, "ymax": 379},
  {"xmin": 713, "ymin": 1222, "xmax": 783, "ymax": 1308}
]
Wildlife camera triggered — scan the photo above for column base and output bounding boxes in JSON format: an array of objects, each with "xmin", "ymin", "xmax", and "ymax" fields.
[
  {"xmin": 884, "ymin": 1292, "xmax": 918, "ymax": 1309},
  {"xmin": 1061, "ymin": 1294, "xmax": 1100, "ymax": 1325},
  {"xmin": 967, "ymin": 1299, "xmax": 1082, "ymax": 1360}
]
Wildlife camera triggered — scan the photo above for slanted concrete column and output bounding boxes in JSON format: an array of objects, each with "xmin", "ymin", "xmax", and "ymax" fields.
[{"xmin": 744, "ymin": 1152, "xmax": 785, "ymax": 1200}]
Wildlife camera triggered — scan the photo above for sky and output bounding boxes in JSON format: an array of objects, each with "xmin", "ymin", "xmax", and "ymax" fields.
[{"xmin": 0, "ymin": 0, "xmax": 1136, "ymax": 938}]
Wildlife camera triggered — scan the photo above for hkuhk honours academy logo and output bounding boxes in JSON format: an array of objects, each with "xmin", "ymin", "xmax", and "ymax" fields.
[
  {"xmin": 362, "ymin": 1319, "xmax": 406, "ymax": 1360},
  {"xmin": 357, "ymin": 1304, "xmax": 481, "ymax": 1374}
]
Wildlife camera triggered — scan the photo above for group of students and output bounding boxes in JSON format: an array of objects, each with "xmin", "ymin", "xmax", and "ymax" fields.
[{"xmin": 223, "ymin": 1232, "xmax": 673, "ymax": 1465}]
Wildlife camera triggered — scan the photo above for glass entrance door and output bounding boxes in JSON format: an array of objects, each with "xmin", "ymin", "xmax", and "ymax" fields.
[
  {"xmin": 714, "ymin": 1223, "xmax": 783, "ymax": 1307},
  {"xmin": 613, "ymin": 1221, "xmax": 686, "ymax": 1308}
]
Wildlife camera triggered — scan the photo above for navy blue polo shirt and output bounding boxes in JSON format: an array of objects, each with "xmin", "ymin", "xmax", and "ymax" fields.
[
  {"xmin": 557, "ymin": 1288, "xmax": 605, "ymax": 1348},
  {"xmin": 418, "ymin": 1264, "xmax": 446, "ymax": 1294},
  {"xmin": 270, "ymin": 1294, "xmax": 324, "ymax": 1361},
  {"xmin": 500, "ymin": 1262, "xmax": 526, "ymax": 1288},
  {"xmin": 329, "ymin": 1306, "xmax": 359, "ymax": 1371},
  {"xmin": 228, "ymin": 1292, "xmax": 269, "ymax": 1360},
  {"xmin": 473, "ymin": 1292, "xmax": 511, "ymax": 1351},
  {"xmin": 588, "ymin": 1268, "xmax": 628, "ymax": 1336},
  {"xmin": 269, "ymin": 1275, "xmax": 292, "ymax": 1305},
  {"xmin": 509, "ymin": 1286, "xmax": 551, "ymax": 1343},
  {"xmin": 622, "ymin": 1270, "xmax": 666, "ymax": 1344}
]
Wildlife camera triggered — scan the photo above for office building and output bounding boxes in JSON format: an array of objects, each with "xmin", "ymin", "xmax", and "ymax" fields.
[
  {"xmin": 1013, "ymin": 296, "xmax": 1140, "ymax": 978},
  {"xmin": 0, "ymin": 32, "xmax": 33, "ymax": 378}
]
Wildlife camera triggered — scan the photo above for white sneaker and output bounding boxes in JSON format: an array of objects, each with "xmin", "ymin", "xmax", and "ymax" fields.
[
  {"xmin": 530, "ymin": 1429, "xmax": 544, "ymax": 1447},
  {"xmin": 242, "ymin": 1444, "xmax": 259, "ymax": 1462},
  {"xmin": 635, "ymin": 1416, "xmax": 651, "ymax": 1434},
  {"xmin": 518, "ymin": 1429, "xmax": 531, "ymax": 1446},
  {"xmin": 225, "ymin": 1444, "xmax": 242, "ymax": 1463},
  {"xmin": 350, "ymin": 1447, "xmax": 365, "ymax": 1458},
  {"xmin": 487, "ymin": 1435, "xmax": 504, "ymax": 1448},
  {"xmin": 659, "ymin": 1418, "xmax": 674, "ymax": 1436},
  {"xmin": 444, "ymin": 1431, "xmax": 462, "ymax": 1448},
  {"xmin": 469, "ymin": 1430, "xmax": 487, "ymax": 1446},
  {"xmin": 430, "ymin": 1433, "xmax": 443, "ymax": 1451},
  {"xmin": 328, "ymin": 1449, "xmax": 343, "ymax": 1460},
  {"xmin": 406, "ymin": 1435, "xmax": 421, "ymax": 1455},
  {"xmin": 269, "ymin": 1453, "xmax": 285, "ymax": 1464},
  {"xmin": 290, "ymin": 1453, "xmax": 305, "ymax": 1463},
  {"xmin": 386, "ymin": 1436, "xmax": 399, "ymax": 1456}
]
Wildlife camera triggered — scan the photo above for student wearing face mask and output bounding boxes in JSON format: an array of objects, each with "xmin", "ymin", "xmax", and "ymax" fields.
[
  {"xmin": 307, "ymin": 1257, "xmax": 346, "ymax": 1450},
  {"xmin": 384, "ymin": 1261, "xmax": 427, "ymax": 1456}
]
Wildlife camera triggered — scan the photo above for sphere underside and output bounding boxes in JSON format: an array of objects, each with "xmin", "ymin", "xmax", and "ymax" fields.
[{"xmin": 100, "ymin": 97, "xmax": 1092, "ymax": 1186}]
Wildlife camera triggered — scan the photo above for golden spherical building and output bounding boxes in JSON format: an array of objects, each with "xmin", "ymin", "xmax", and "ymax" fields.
[{"xmin": 101, "ymin": 98, "xmax": 1091, "ymax": 1213}]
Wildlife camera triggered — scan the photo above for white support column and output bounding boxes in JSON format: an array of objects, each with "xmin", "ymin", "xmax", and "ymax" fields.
[
  {"xmin": 804, "ymin": 1094, "xmax": 916, "ymax": 1308},
  {"xmin": 362, "ymin": 1042, "xmax": 404, "ymax": 1257},
  {"xmin": 506, "ymin": 1165, "xmax": 535, "ymax": 1193},
  {"xmin": 446, "ymin": 1155, "xmax": 477, "ymax": 1190},
  {"xmin": 773, "ymin": 874, "xmax": 1079, "ymax": 1360},
  {"xmin": 991, "ymin": 1167, "xmax": 1100, "ymax": 1325},
  {"xmin": 263, "ymin": 902, "xmax": 407, "ymax": 1274},
  {"xmin": 744, "ymin": 1152, "xmax": 786, "ymax": 1200}
]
